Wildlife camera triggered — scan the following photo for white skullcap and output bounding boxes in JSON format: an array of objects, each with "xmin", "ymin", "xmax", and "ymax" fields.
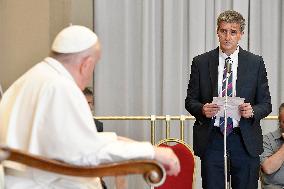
[{"xmin": 51, "ymin": 25, "xmax": 98, "ymax": 53}]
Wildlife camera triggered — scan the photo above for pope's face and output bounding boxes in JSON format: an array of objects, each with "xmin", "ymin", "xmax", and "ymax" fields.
[
  {"xmin": 83, "ymin": 42, "xmax": 101, "ymax": 87},
  {"xmin": 217, "ymin": 22, "xmax": 243, "ymax": 55}
]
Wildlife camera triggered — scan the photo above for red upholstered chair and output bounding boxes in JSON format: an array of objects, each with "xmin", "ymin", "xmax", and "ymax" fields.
[{"xmin": 155, "ymin": 138, "xmax": 195, "ymax": 189}]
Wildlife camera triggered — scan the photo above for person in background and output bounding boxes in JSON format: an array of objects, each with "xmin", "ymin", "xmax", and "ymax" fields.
[
  {"xmin": 0, "ymin": 25, "xmax": 180, "ymax": 189},
  {"xmin": 83, "ymin": 87, "xmax": 108, "ymax": 188},
  {"xmin": 185, "ymin": 10, "xmax": 271, "ymax": 189},
  {"xmin": 83, "ymin": 87, "xmax": 103, "ymax": 132},
  {"xmin": 260, "ymin": 103, "xmax": 284, "ymax": 189},
  {"xmin": 83, "ymin": 87, "xmax": 126, "ymax": 189}
]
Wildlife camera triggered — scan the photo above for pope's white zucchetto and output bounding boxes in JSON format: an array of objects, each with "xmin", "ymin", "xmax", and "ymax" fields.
[{"xmin": 51, "ymin": 25, "xmax": 98, "ymax": 53}]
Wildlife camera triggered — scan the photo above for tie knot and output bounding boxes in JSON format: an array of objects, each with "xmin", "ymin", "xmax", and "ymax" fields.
[
  {"xmin": 224, "ymin": 57, "xmax": 232, "ymax": 74},
  {"xmin": 225, "ymin": 57, "xmax": 231, "ymax": 63}
]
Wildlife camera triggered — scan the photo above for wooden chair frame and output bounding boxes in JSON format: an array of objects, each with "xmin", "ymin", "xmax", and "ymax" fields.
[{"xmin": 0, "ymin": 146, "xmax": 165, "ymax": 187}]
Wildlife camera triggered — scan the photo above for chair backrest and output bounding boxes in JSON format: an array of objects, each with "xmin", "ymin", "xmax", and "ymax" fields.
[
  {"xmin": 0, "ymin": 145, "xmax": 165, "ymax": 187},
  {"xmin": 155, "ymin": 138, "xmax": 195, "ymax": 189}
]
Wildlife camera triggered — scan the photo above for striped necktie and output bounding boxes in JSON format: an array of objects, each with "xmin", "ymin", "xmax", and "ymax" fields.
[{"xmin": 219, "ymin": 57, "xmax": 233, "ymax": 136}]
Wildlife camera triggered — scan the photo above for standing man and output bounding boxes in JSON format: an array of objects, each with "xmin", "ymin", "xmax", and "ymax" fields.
[
  {"xmin": 0, "ymin": 25, "xmax": 180, "ymax": 189},
  {"xmin": 260, "ymin": 103, "xmax": 284, "ymax": 188},
  {"xmin": 185, "ymin": 10, "xmax": 271, "ymax": 189}
]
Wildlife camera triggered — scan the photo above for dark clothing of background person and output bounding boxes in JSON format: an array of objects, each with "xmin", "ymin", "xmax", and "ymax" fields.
[{"xmin": 95, "ymin": 119, "xmax": 103, "ymax": 132}]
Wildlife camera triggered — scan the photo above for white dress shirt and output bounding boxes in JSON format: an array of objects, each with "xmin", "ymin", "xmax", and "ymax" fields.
[
  {"xmin": 0, "ymin": 57, "xmax": 154, "ymax": 189},
  {"xmin": 214, "ymin": 46, "xmax": 240, "ymax": 128}
]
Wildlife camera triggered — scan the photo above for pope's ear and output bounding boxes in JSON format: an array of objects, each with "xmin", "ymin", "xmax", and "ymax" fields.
[{"xmin": 79, "ymin": 56, "xmax": 93, "ymax": 75}]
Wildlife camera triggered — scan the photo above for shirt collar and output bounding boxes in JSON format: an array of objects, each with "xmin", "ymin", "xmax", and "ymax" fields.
[
  {"xmin": 219, "ymin": 46, "xmax": 239, "ymax": 60},
  {"xmin": 43, "ymin": 57, "xmax": 75, "ymax": 82}
]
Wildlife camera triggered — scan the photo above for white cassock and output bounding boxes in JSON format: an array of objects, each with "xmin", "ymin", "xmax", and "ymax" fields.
[{"xmin": 0, "ymin": 57, "xmax": 154, "ymax": 189}]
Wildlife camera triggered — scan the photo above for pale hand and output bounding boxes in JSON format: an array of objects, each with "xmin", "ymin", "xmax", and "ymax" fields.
[
  {"xmin": 153, "ymin": 147, "xmax": 180, "ymax": 176},
  {"xmin": 202, "ymin": 103, "xmax": 220, "ymax": 118},
  {"xmin": 239, "ymin": 103, "xmax": 253, "ymax": 118}
]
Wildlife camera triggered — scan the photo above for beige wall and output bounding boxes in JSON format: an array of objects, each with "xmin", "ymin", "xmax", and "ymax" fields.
[{"xmin": 0, "ymin": 0, "xmax": 93, "ymax": 91}]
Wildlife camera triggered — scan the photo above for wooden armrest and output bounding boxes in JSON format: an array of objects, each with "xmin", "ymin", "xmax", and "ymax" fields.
[{"xmin": 0, "ymin": 146, "xmax": 165, "ymax": 186}]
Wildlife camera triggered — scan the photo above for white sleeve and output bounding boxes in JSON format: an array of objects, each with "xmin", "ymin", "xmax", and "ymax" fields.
[
  {"xmin": 94, "ymin": 138, "xmax": 155, "ymax": 164},
  {"xmin": 33, "ymin": 80, "xmax": 154, "ymax": 166}
]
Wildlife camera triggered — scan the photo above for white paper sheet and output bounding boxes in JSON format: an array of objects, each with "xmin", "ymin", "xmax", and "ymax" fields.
[{"xmin": 212, "ymin": 97, "xmax": 245, "ymax": 121}]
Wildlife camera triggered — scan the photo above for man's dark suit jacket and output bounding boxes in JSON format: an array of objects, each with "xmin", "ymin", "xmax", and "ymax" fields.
[{"xmin": 185, "ymin": 47, "xmax": 272, "ymax": 158}]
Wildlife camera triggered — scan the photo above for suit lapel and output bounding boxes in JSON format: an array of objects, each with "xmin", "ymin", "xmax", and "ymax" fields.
[
  {"xmin": 236, "ymin": 47, "xmax": 249, "ymax": 96},
  {"xmin": 209, "ymin": 48, "xmax": 219, "ymax": 97}
]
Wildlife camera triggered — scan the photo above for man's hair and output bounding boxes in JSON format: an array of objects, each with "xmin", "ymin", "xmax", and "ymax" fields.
[
  {"xmin": 217, "ymin": 10, "xmax": 246, "ymax": 32},
  {"xmin": 279, "ymin": 103, "xmax": 284, "ymax": 114},
  {"xmin": 83, "ymin": 87, "xmax": 93, "ymax": 96}
]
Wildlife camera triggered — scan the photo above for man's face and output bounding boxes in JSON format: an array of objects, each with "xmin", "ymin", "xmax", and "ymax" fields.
[
  {"xmin": 85, "ymin": 94, "xmax": 94, "ymax": 111},
  {"xmin": 217, "ymin": 21, "xmax": 243, "ymax": 55}
]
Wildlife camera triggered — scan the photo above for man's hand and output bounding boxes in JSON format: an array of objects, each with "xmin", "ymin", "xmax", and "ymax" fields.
[
  {"xmin": 202, "ymin": 103, "xmax": 220, "ymax": 118},
  {"xmin": 153, "ymin": 147, "xmax": 180, "ymax": 176},
  {"xmin": 239, "ymin": 103, "xmax": 253, "ymax": 118},
  {"xmin": 262, "ymin": 143, "xmax": 284, "ymax": 174}
]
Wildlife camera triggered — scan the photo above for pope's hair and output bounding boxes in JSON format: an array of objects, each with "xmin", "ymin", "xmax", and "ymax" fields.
[{"xmin": 49, "ymin": 45, "xmax": 96, "ymax": 65}]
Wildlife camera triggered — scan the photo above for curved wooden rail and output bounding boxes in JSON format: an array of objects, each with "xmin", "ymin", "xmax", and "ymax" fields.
[{"xmin": 0, "ymin": 146, "xmax": 165, "ymax": 186}]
